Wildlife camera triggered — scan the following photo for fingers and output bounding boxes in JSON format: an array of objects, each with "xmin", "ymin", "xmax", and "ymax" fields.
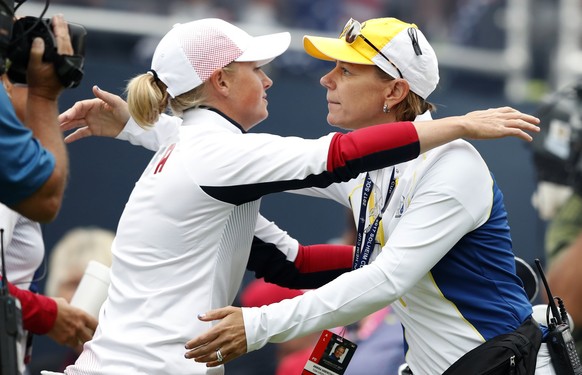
[
  {"xmin": 508, "ymin": 129, "xmax": 533, "ymax": 142},
  {"xmin": 83, "ymin": 313, "xmax": 99, "ymax": 331},
  {"xmin": 185, "ymin": 328, "xmax": 218, "ymax": 350},
  {"xmin": 184, "ymin": 307, "xmax": 247, "ymax": 367},
  {"xmin": 76, "ymin": 325, "xmax": 94, "ymax": 343},
  {"xmin": 63, "ymin": 127, "xmax": 91, "ymax": 143},
  {"xmin": 93, "ymin": 85, "xmax": 116, "ymax": 104},
  {"xmin": 51, "ymin": 14, "xmax": 73, "ymax": 55},
  {"xmin": 504, "ymin": 115, "xmax": 540, "ymax": 142},
  {"xmin": 196, "ymin": 308, "xmax": 230, "ymax": 322},
  {"xmin": 517, "ymin": 113, "xmax": 540, "ymax": 126},
  {"xmin": 184, "ymin": 342, "xmax": 244, "ymax": 367},
  {"xmin": 186, "ymin": 345, "xmax": 225, "ymax": 367},
  {"xmin": 59, "ymin": 99, "xmax": 97, "ymax": 126},
  {"xmin": 29, "ymin": 37, "xmax": 45, "ymax": 66}
]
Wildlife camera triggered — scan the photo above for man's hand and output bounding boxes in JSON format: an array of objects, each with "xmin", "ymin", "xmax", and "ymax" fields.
[
  {"xmin": 47, "ymin": 297, "xmax": 98, "ymax": 352},
  {"xmin": 27, "ymin": 14, "xmax": 73, "ymax": 100}
]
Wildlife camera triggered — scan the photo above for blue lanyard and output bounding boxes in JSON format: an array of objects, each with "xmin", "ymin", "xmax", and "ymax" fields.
[{"xmin": 352, "ymin": 168, "xmax": 396, "ymax": 270}]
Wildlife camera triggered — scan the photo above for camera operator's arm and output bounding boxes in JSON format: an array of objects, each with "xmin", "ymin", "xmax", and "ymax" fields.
[
  {"xmin": 5, "ymin": 278, "xmax": 98, "ymax": 349},
  {"xmin": 11, "ymin": 15, "xmax": 72, "ymax": 222}
]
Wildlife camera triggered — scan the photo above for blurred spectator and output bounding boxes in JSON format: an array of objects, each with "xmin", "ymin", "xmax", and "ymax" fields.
[
  {"xmin": 44, "ymin": 227, "xmax": 114, "ymax": 302},
  {"xmin": 27, "ymin": 227, "xmax": 114, "ymax": 374},
  {"xmin": 540, "ymin": 192, "xmax": 582, "ymax": 357},
  {"xmin": 342, "ymin": 307, "xmax": 405, "ymax": 375}
]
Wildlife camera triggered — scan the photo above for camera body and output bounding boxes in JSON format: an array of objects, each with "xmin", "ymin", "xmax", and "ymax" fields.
[
  {"xmin": 531, "ymin": 81, "xmax": 582, "ymax": 192},
  {"xmin": 7, "ymin": 16, "xmax": 86, "ymax": 88},
  {"xmin": 0, "ymin": 0, "xmax": 87, "ymax": 88}
]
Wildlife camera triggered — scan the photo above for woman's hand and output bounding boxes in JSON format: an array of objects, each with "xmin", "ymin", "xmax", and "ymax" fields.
[
  {"xmin": 59, "ymin": 85, "xmax": 130, "ymax": 143},
  {"xmin": 414, "ymin": 106, "xmax": 540, "ymax": 154},
  {"xmin": 184, "ymin": 306, "xmax": 247, "ymax": 367},
  {"xmin": 460, "ymin": 106, "xmax": 540, "ymax": 141}
]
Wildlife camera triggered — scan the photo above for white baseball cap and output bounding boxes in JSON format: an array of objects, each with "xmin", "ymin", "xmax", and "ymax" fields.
[
  {"xmin": 304, "ymin": 17, "xmax": 439, "ymax": 99},
  {"xmin": 151, "ymin": 18, "xmax": 291, "ymax": 98}
]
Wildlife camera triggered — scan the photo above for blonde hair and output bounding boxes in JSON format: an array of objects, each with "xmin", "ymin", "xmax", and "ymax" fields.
[
  {"xmin": 126, "ymin": 64, "xmax": 237, "ymax": 129},
  {"xmin": 375, "ymin": 67, "xmax": 436, "ymax": 121},
  {"xmin": 45, "ymin": 227, "xmax": 115, "ymax": 297}
]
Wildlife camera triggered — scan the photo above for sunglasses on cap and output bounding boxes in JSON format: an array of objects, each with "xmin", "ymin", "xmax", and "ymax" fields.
[{"xmin": 339, "ymin": 18, "xmax": 404, "ymax": 79}]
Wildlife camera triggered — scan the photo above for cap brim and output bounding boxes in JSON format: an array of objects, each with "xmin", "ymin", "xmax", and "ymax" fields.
[
  {"xmin": 303, "ymin": 35, "xmax": 374, "ymax": 65},
  {"xmin": 236, "ymin": 32, "xmax": 291, "ymax": 66}
]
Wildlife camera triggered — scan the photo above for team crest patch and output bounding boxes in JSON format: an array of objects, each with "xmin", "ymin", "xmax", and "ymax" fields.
[{"xmin": 395, "ymin": 195, "xmax": 406, "ymax": 218}]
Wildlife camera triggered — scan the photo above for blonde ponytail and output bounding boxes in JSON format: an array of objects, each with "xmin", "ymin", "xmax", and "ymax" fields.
[{"xmin": 125, "ymin": 74, "xmax": 169, "ymax": 129}]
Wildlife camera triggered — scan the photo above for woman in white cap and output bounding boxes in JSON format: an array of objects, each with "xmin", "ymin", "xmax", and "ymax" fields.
[
  {"xmin": 59, "ymin": 18, "xmax": 540, "ymax": 375},
  {"xmin": 179, "ymin": 17, "xmax": 557, "ymax": 374}
]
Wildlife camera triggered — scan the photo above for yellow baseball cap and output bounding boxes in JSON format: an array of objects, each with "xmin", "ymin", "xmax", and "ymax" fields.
[{"xmin": 303, "ymin": 17, "xmax": 439, "ymax": 100}]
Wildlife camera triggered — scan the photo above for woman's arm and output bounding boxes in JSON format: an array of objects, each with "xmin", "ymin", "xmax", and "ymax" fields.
[
  {"xmin": 414, "ymin": 106, "xmax": 539, "ymax": 154},
  {"xmin": 59, "ymin": 86, "xmax": 180, "ymax": 151}
]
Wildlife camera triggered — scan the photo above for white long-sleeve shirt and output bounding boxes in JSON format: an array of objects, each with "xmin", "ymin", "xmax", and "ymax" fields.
[{"xmin": 66, "ymin": 107, "xmax": 422, "ymax": 375}]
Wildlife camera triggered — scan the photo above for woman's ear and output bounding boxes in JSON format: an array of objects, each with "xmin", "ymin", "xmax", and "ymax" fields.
[
  {"xmin": 385, "ymin": 79, "xmax": 410, "ymax": 105},
  {"xmin": 207, "ymin": 68, "xmax": 230, "ymax": 97}
]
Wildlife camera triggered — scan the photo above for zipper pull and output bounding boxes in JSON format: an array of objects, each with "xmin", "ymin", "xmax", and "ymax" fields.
[{"xmin": 509, "ymin": 355, "xmax": 516, "ymax": 375}]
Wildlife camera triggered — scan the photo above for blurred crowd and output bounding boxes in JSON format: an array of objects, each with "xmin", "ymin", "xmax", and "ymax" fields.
[
  {"xmin": 32, "ymin": 0, "xmax": 506, "ymax": 43},
  {"xmin": 26, "ymin": 0, "xmax": 571, "ymax": 90}
]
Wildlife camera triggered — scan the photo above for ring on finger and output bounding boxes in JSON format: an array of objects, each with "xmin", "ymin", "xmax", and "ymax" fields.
[{"xmin": 216, "ymin": 348, "xmax": 224, "ymax": 362}]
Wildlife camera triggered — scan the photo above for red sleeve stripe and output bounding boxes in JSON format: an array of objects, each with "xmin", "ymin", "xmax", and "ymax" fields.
[
  {"xmin": 6, "ymin": 279, "xmax": 57, "ymax": 334},
  {"xmin": 294, "ymin": 244, "xmax": 354, "ymax": 273},
  {"xmin": 327, "ymin": 122, "xmax": 419, "ymax": 171}
]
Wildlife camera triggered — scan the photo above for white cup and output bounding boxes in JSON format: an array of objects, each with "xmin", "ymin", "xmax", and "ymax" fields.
[{"xmin": 70, "ymin": 260, "xmax": 111, "ymax": 319}]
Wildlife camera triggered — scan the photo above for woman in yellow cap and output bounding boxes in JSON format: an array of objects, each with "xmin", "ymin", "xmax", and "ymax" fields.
[
  {"xmin": 58, "ymin": 17, "xmax": 544, "ymax": 375},
  {"xmin": 181, "ymin": 17, "xmax": 557, "ymax": 375}
]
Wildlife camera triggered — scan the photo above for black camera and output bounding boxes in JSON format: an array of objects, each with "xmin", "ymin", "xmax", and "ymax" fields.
[
  {"xmin": 6, "ymin": 16, "xmax": 87, "ymax": 88},
  {"xmin": 531, "ymin": 80, "xmax": 582, "ymax": 192},
  {"xmin": 0, "ymin": 0, "xmax": 87, "ymax": 88}
]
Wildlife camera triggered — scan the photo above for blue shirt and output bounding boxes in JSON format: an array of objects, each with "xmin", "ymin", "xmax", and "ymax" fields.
[{"xmin": 0, "ymin": 84, "xmax": 55, "ymax": 205}]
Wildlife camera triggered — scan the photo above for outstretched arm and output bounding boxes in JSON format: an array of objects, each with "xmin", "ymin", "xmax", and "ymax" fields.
[
  {"xmin": 59, "ymin": 85, "xmax": 180, "ymax": 150},
  {"xmin": 59, "ymin": 85, "xmax": 130, "ymax": 143},
  {"xmin": 414, "ymin": 106, "xmax": 539, "ymax": 154}
]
